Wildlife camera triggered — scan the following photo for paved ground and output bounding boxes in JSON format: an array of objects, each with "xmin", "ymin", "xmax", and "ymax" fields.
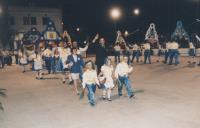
[{"xmin": 0, "ymin": 57, "xmax": 200, "ymax": 128}]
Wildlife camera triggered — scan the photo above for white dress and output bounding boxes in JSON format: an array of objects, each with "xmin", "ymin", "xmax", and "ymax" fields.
[
  {"xmin": 101, "ymin": 65, "xmax": 114, "ymax": 89},
  {"xmin": 34, "ymin": 55, "xmax": 43, "ymax": 70}
]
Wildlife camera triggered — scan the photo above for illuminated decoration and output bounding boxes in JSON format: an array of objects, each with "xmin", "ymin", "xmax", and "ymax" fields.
[
  {"xmin": 145, "ymin": 23, "xmax": 159, "ymax": 43},
  {"xmin": 115, "ymin": 30, "xmax": 126, "ymax": 45},
  {"xmin": 171, "ymin": 21, "xmax": 190, "ymax": 41},
  {"xmin": 42, "ymin": 19, "xmax": 60, "ymax": 42},
  {"xmin": 23, "ymin": 27, "xmax": 41, "ymax": 46}
]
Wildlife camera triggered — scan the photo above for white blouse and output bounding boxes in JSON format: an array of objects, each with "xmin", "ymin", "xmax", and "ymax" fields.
[{"xmin": 82, "ymin": 70, "xmax": 100, "ymax": 88}]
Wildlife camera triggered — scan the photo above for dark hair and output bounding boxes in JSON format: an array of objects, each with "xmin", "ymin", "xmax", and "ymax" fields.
[
  {"xmin": 85, "ymin": 60, "xmax": 95, "ymax": 70},
  {"xmin": 71, "ymin": 47, "xmax": 77, "ymax": 53},
  {"xmin": 104, "ymin": 58, "xmax": 112, "ymax": 65}
]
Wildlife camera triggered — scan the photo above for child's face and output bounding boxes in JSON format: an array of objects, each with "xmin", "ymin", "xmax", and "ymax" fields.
[
  {"xmin": 123, "ymin": 57, "xmax": 128, "ymax": 63},
  {"xmin": 107, "ymin": 59, "xmax": 111, "ymax": 66},
  {"xmin": 86, "ymin": 63, "xmax": 92, "ymax": 70}
]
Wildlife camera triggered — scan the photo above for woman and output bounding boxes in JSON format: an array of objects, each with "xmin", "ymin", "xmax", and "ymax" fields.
[
  {"xmin": 99, "ymin": 58, "xmax": 115, "ymax": 101},
  {"xmin": 52, "ymin": 48, "xmax": 63, "ymax": 74}
]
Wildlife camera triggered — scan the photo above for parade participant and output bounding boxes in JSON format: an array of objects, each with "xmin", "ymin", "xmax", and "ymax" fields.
[
  {"xmin": 168, "ymin": 40, "xmax": 179, "ymax": 65},
  {"xmin": 98, "ymin": 58, "xmax": 115, "ymax": 101},
  {"xmin": 114, "ymin": 42, "xmax": 121, "ymax": 63},
  {"xmin": 92, "ymin": 34, "xmax": 108, "ymax": 74},
  {"xmin": 62, "ymin": 30, "xmax": 72, "ymax": 48},
  {"xmin": 130, "ymin": 43, "xmax": 140, "ymax": 63},
  {"xmin": 72, "ymin": 41, "xmax": 89, "ymax": 56},
  {"xmin": 163, "ymin": 41, "xmax": 171, "ymax": 64},
  {"xmin": 42, "ymin": 46, "xmax": 53, "ymax": 74},
  {"xmin": 0, "ymin": 49, "xmax": 5, "ymax": 68},
  {"xmin": 143, "ymin": 42, "xmax": 151, "ymax": 64},
  {"xmin": 19, "ymin": 49, "xmax": 28, "ymax": 73},
  {"xmin": 115, "ymin": 56, "xmax": 134, "ymax": 98},
  {"xmin": 188, "ymin": 42, "xmax": 196, "ymax": 64},
  {"xmin": 82, "ymin": 60, "xmax": 100, "ymax": 106},
  {"xmin": 58, "ymin": 42, "xmax": 72, "ymax": 84},
  {"xmin": 34, "ymin": 51, "xmax": 43, "ymax": 79},
  {"xmin": 67, "ymin": 47, "xmax": 84, "ymax": 95},
  {"xmin": 157, "ymin": 44, "xmax": 164, "ymax": 62},
  {"xmin": 52, "ymin": 48, "xmax": 63, "ymax": 74}
]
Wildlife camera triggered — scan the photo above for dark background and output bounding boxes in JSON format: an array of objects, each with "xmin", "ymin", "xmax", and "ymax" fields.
[{"xmin": 1, "ymin": 0, "xmax": 200, "ymax": 44}]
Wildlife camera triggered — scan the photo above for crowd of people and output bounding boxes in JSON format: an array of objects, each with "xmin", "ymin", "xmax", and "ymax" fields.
[{"xmin": 0, "ymin": 31, "xmax": 200, "ymax": 106}]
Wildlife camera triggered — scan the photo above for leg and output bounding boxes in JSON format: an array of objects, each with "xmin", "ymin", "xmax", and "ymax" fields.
[
  {"xmin": 107, "ymin": 88, "xmax": 112, "ymax": 101},
  {"xmin": 118, "ymin": 77, "xmax": 123, "ymax": 96},
  {"xmin": 124, "ymin": 77, "xmax": 134, "ymax": 98},
  {"xmin": 73, "ymin": 79, "xmax": 79, "ymax": 95},
  {"xmin": 86, "ymin": 84, "xmax": 96, "ymax": 106}
]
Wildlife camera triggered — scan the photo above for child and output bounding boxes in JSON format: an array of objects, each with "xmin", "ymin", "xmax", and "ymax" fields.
[
  {"xmin": 34, "ymin": 51, "xmax": 43, "ymax": 79},
  {"xmin": 188, "ymin": 42, "xmax": 196, "ymax": 64},
  {"xmin": 52, "ymin": 48, "xmax": 63, "ymax": 74},
  {"xmin": 82, "ymin": 60, "xmax": 100, "ymax": 106},
  {"xmin": 67, "ymin": 47, "xmax": 84, "ymax": 95},
  {"xmin": 19, "ymin": 49, "xmax": 28, "ymax": 73},
  {"xmin": 99, "ymin": 58, "xmax": 114, "ymax": 101},
  {"xmin": 115, "ymin": 56, "xmax": 134, "ymax": 98}
]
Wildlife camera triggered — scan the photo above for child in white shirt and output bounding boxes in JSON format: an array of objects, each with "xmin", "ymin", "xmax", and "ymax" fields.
[
  {"xmin": 82, "ymin": 60, "xmax": 100, "ymax": 106},
  {"xmin": 115, "ymin": 56, "xmax": 134, "ymax": 98}
]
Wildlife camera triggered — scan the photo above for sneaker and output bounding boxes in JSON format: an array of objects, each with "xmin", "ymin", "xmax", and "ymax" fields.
[
  {"xmin": 62, "ymin": 81, "xmax": 65, "ymax": 84},
  {"xmin": 129, "ymin": 94, "xmax": 135, "ymax": 98},
  {"xmin": 107, "ymin": 98, "xmax": 112, "ymax": 101},
  {"xmin": 102, "ymin": 97, "xmax": 106, "ymax": 100}
]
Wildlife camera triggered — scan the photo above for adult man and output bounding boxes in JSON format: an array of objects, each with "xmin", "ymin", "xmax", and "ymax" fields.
[{"xmin": 92, "ymin": 34, "xmax": 108, "ymax": 74}]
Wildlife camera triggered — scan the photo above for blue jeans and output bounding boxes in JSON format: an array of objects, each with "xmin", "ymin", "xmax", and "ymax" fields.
[
  {"xmin": 164, "ymin": 50, "xmax": 170, "ymax": 63},
  {"xmin": 132, "ymin": 50, "xmax": 140, "ymax": 62},
  {"xmin": 169, "ymin": 49, "xmax": 179, "ymax": 65},
  {"xmin": 118, "ymin": 76, "xmax": 133, "ymax": 97},
  {"xmin": 86, "ymin": 84, "xmax": 96, "ymax": 105},
  {"xmin": 144, "ymin": 50, "xmax": 151, "ymax": 64}
]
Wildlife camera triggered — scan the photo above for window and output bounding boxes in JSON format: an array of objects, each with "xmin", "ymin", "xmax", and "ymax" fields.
[
  {"xmin": 23, "ymin": 16, "xmax": 30, "ymax": 25},
  {"xmin": 30, "ymin": 17, "xmax": 37, "ymax": 25},
  {"xmin": 9, "ymin": 16, "xmax": 15, "ymax": 25},
  {"xmin": 43, "ymin": 17, "xmax": 50, "ymax": 25}
]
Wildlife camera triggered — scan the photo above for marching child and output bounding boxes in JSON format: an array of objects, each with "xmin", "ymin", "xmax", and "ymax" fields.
[
  {"xmin": 34, "ymin": 51, "xmax": 43, "ymax": 79},
  {"xmin": 82, "ymin": 60, "xmax": 100, "ymax": 106},
  {"xmin": 115, "ymin": 56, "xmax": 134, "ymax": 98},
  {"xmin": 19, "ymin": 49, "xmax": 28, "ymax": 73},
  {"xmin": 99, "ymin": 58, "xmax": 115, "ymax": 101}
]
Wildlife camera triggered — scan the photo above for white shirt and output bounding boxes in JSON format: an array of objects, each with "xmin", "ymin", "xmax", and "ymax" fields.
[
  {"xmin": 115, "ymin": 62, "xmax": 133, "ymax": 78},
  {"xmin": 170, "ymin": 42, "xmax": 179, "ymax": 50},
  {"xmin": 114, "ymin": 45, "xmax": 121, "ymax": 52},
  {"xmin": 132, "ymin": 44, "xmax": 139, "ymax": 51},
  {"xmin": 189, "ymin": 42, "xmax": 195, "ymax": 49},
  {"xmin": 166, "ymin": 42, "xmax": 171, "ymax": 50},
  {"xmin": 143, "ymin": 43, "xmax": 151, "ymax": 50},
  {"xmin": 72, "ymin": 55, "xmax": 78, "ymax": 62},
  {"xmin": 82, "ymin": 70, "xmax": 100, "ymax": 88}
]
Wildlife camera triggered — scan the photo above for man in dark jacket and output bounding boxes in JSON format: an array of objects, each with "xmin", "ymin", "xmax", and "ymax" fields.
[{"xmin": 92, "ymin": 34, "xmax": 108, "ymax": 74}]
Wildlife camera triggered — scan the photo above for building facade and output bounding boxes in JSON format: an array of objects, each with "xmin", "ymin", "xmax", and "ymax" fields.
[{"xmin": 8, "ymin": 6, "xmax": 63, "ymax": 36}]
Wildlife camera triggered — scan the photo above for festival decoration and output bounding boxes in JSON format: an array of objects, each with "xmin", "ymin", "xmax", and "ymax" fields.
[
  {"xmin": 171, "ymin": 21, "xmax": 190, "ymax": 41},
  {"xmin": 145, "ymin": 23, "xmax": 159, "ymax": 43}
]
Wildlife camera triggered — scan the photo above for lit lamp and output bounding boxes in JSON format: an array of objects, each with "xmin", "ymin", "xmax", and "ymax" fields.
[
  {"xmin": 110, "ymin": 7, "xmax": 122, "ymax": 20},
  {"xmin": 133, "ymin": 8, "xmax": 140, "ymax": 16}
]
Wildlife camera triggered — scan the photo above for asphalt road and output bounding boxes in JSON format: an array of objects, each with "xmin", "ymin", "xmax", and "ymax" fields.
[{"xmin": 0, "ymin": 57, "xmax": 200, "ymax": 128}]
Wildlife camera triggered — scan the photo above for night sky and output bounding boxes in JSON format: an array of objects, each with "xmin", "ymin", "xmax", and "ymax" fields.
[{"xmin": 5, "ymin": 0, "xmax": 200, "ymax": 42}]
